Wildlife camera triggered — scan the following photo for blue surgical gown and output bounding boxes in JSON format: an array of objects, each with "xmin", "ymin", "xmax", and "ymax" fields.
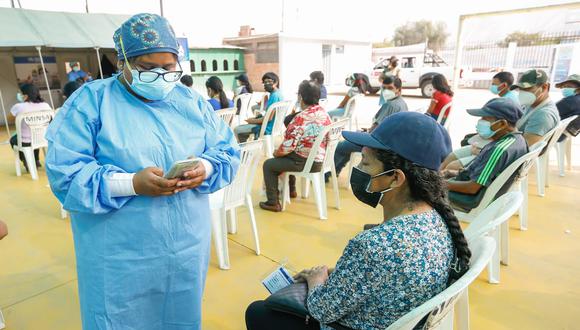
[{"xmin": 45, "ymin": 76, "xmax": 240, "ymax": 330}]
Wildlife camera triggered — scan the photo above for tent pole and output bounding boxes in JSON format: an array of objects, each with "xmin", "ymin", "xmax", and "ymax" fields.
[
  {"xmin": 0, "ymin": 89, "xmax": 11, "ymax": 145},
  {"xmin": 35, "ymin": 46, "xmax": 55, "ymax": 109},
  {"xmin": 95, "ymin": 47, "xmax": 104, "ymax": 79}
]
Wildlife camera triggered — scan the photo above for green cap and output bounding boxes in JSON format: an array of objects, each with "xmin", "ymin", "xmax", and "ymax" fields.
[
  {"xmin": 510, "ymin": 69, "xmax": 549, "ymax": 90},
  {"xmin": 555, "ymin": 74, "xmax": 580, "ymax": 88}
]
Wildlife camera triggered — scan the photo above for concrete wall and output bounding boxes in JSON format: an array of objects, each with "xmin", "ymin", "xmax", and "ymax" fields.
[
  {"xmin": 278, "ymin": 36, "xmax": 372, "ymax": 96},
  {"xmin": 187, "ymin": 48, "xmax": 246, "ymax": 97},
  {"xmin": 223, "ymin": 35, "xmax": 280, "ymax": 93}
]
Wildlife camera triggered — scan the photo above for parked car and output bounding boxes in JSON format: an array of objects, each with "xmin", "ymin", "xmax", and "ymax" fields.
[{"xmin": 348, "ymin": 52, "xmax": 461, "ymax": 98}]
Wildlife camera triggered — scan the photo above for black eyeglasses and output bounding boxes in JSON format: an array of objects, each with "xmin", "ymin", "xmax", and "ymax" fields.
[{"xmin": 133, "ymin": 62, "xmax": 183, "ymax": 83}]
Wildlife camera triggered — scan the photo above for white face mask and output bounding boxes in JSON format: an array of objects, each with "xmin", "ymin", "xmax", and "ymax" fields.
[
  {"xmin": 381, "ymin": 89, "xmax": 396, "ymax": 101},
  {"xmin": 518, "ymin": 89, "xmax": 538, "ymax": 107}
]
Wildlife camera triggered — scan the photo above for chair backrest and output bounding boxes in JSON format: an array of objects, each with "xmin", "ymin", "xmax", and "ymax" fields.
[
  {"xmin": 233, "ymin": 93, "xmax": 253, "ymax": 120},
  {"xmin": 15, "ymin": 109, "xmax": 54, "ymax": 149},
  {"xmin": 543, "ymin": 115, "xmax": 578, "ymax": 156},
  {"xmin": 215, "ymin": 107, "xmax": 236, "ymax": 127},
  {"xmin": 319, "ymin": 98, "xmax": 328, "ymax": 108},
  {"xmin": 257, "ymin": 100, "xmax": 293, "ymax": 138},
  {"xmin": 300, "ymin": 119, "xmax": 349, "ymax": 174},
  {"xmin": 386, "ymin": 236, "xmax": 496, "ymax": 330},
  {"xmin": 463, "ymin": 191, "xmax": 523, "ymax": 242},
  {"xmin": 458, "ymin": 141, "xmax": 545, "ymax": 216},
  {"xmin": 437, "ymin": 102, "xmax": 453, "ymax": 129},
  {"xmin": 250, "ymin": 92, "xmax": 268, "ymax": 113},
  {"xmin": 342, "ymin": 94, "xmax": 363, "ymax": 120},
  {"xmin": 223, "ymin": 140, "xmax": 263, "ymax": 208}
]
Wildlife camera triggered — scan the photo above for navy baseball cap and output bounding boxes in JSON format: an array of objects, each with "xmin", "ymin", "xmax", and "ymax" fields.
[
  {"xmin": 466, "ymin": 98, "xmax": 522, "ymax": 125},
  {"xmin": 342, "ymin": 112, "xmax": 451, "ymax": 171}
]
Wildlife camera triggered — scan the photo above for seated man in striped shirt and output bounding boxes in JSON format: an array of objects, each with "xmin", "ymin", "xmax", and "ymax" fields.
[{"xmin": 444, "ymin": 98, "xmax": 528, "ymax": 211}]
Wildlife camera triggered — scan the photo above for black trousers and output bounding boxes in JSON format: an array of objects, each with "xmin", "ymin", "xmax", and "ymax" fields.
[
  {"xmin": 10, "ymin": 134, "xmax": 40, "ymax": 165},
  {"xmin": 245, "ymin": 300, "xmax": 321, "ymax": 330},
  {"xmin": 263, "ymin": 152, "xmax": 322, "ymax": 203}
]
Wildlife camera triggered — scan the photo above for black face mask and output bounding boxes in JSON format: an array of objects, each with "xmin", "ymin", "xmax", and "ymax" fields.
[
  {"xmin": 264, "ymin": 83, "xmax": 275, "ymax": 92},
  {"xmin": 349, "ymin": 167, "xmax": 395, "ymax": 208}
]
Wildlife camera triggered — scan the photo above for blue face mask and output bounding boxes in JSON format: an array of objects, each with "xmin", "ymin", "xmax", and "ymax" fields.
[
  {"xmin": 119, "ymin": 35, "xmax": 179, "ymax": 101},
  {"xmin": 127, "ymin": 67, "xmax": 177, "ymax": 101},
  {"xmin": 490, "ymin": 84, "xmax": 500, "ymax": 95},
  {"xmin": 476, "ymin": 119, "xmax": 499, "ymax": 139},
  {"xmin": 16, "ymin": 92, "xmax": 25, "ymax": 103},
  {"xmin": 72, "ymin": 66, "xmax": 80, "ymax": 72},
  {"xmin": 562, "ymin": 88, "xmax": 576, "ymax": 98}
]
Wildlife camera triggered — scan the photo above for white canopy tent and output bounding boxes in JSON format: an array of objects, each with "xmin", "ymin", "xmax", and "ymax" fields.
[{"xmin": 0, "ymin": 8, "xmax": 130, "ymax": 133}]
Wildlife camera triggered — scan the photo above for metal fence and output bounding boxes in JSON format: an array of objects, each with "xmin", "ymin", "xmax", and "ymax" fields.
[{"xmin": 440, "ymin": 31, "xmax": 580, "ymax": 72}]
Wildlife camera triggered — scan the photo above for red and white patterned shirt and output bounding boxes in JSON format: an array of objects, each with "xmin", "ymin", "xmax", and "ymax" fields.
[{"xmin": 277, "ymin": 105, "xmax": 332, "ymax": 162}]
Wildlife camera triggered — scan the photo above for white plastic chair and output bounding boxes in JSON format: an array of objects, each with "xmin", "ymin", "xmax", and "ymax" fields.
[
  {"xmin": 13, "ymin": 109, "xmax": 54, "ymax": 180},
  {"xmin": 464, "ymin": 191, "xmax": 523, "ymax": 284},
  {"xmin": 535, "ymin": 115, "xmax": 577, "ymax": 193},
  {"xmin": 215, "ymin": 107, "xmax": 236, "ymax": 127},
  {"xmin": 453, "ymin": 141, "xmax": 545, "ymax": 232},
  {"xmin": 0, "ymin": 309, "xmax": 5, "ymax": 330},
  {"xmin": 319, "ymin": 98, "xmax": 328, "ymax": 108},
  {"xmin": 386, "ymin": 237, "xmax": 495, "ymax": 330},
  {"xmin": 256, "ymin": 100, "xmax": 293, "ymax": 158},
  {"xmin": 233, "ymin": 93, "xmax": 253, "ymax": 126},
  {"xmin": 557, "ymin": 131, "xmax": 574, "ymax": 176},
  {"xmin": 210, "ymin": 140, "xmax": 263, "ymax": 270},
  {"xmin": 281, "ymin": 119, "xmax": 348, "ymax": 220},
  {"xmin": 436, "ymin": 102, "xmax": 453, "ymax": 130},
  {"xmin": 334, "ymin": 94, "xmax": 363, "ymax": 131}
]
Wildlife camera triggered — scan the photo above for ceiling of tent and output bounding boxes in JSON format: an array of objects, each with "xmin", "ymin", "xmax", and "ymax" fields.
[{"xmin": 0, "ymin": 7, "xmax": 130, "ymax": 49}]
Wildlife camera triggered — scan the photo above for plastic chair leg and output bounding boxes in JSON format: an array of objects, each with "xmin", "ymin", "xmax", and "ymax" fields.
[
  {"xmin": 500, "ymin": 221, "xmax": 509, "ymax": 266},
  {"xmin": 281, "ymin": 173, "xmax": 289, "ymax": 211},
  {"xmin": 14, "ymin": 149, "xmax": 22, "ymax": 177},
  {"xmin": 519, "ymin": 178, "xmax": 528, "ymax": 231},
  {"xmin": 544, "ymin": 153, "xmax": 550, "ymax": 188},
  {"xmin": 211, "ymin": 208, "xmax": 230, "ymax": 270},
  {"xmin": 246, "ymin": 194, "xmax": 261, "ymax": 255},
  {"xmin": 330, "ymin": 167, "xmax": 340, "ymax": 209},
  {"xmin": 566, "ymin": 138, "xmax": 572, "ymax": 171},
  {"xmin": 227, "ymin": 208, "xmax": 237, "ymax": 234},
  {"xmin": 301, "ymin": 177, "xmax": 310, "ymax": 199},
  {"xmin": 488, "ymin": 228, "xmax": 501, "ymax": 284},
  {"xmin": 311, "ymin": 174, "xmax": 327, "ymax": 220},
  {"xmin": 60, "ymin": 204, "xmax": 68, "ymax": 219},
  {"xmin": 455, "ymin": 289, "xmax": 470, "ymax": 330},
  {"xmin": 536, "ymin": 156, "xmax": 545, "ymax": 197},
  {"xmin": 23, "ymin": 147, "xmax": 38, "ymax": 180},
  {"xmin": 557, "ymin": 141, "xmax": 566, "ymax": 177}
]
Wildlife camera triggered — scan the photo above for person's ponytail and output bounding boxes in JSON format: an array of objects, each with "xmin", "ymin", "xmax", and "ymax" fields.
[{"xmin": 375, "ymin": 150, "xmax": 472, "ymax": 276}]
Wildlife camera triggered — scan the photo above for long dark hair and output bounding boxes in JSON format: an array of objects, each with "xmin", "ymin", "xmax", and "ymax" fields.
[
  {"xmin": 20, "ymin": 84, "xmax": 43, "ymax": 103},
  {"xmin": 206, "ymin": 76, "xmax": 230, "ymax": 109},
  {"xmin": 376, "ymin": 149, "xmax": 471, "ymax": 275},
  {"xmin": 236, "ymin": 74, "xmax": 253, "ymax": 93},
  {"xmin": 432, "ymin": 74, "xmax": 454, "ymax": 97}
]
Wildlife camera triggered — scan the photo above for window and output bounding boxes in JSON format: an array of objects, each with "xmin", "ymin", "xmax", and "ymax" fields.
[
  {"xmin": 335, "ymin": 45, "xmax": 344, "ymax": 54},
  {"xmin": 212, "ymin": 60, "xmax": 218, "ymax": 71},
  {"xmin": 190, "ymin": 60, "xmax": 195, "ymax": 72},
  {"xmin": 256, "ymin": 42, "xmax": 278, "ymax": 63},
  {"xmin": 233, "ymin": 59, "xmax": 239, "ymax": 70},
  {"xmin": 201, "ymin": 60, "xmax": 207, "ymax": 72},
  {"xmin": 223, "ymin": 60, "xmax": 229, "ymax": 71}
]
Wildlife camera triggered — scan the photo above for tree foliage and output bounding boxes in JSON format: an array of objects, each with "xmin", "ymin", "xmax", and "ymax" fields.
[{"xmin": 392, "ymin": 20, "xmax": 449, "ymax": 51}]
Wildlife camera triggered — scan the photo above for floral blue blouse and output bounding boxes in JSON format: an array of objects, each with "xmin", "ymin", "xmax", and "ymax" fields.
[{"xmin": 307, "ymin": 210, "xmax": 453, "ymax": 330}]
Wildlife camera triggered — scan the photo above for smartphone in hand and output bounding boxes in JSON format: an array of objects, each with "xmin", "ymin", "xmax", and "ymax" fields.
[{"xmin": 164, "ymin": 159, "xmax": 200, "ymax": 179}]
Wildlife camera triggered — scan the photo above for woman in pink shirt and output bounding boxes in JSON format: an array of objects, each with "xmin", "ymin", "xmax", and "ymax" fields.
[{"xmin": 9, "ymin": 84, "xmax": 52, "ymax": 171}]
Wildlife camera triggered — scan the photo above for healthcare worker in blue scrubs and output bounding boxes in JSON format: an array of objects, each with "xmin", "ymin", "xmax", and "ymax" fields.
[{"xmin": 46, "ymin": 13, "xmax": 240, "ymax": 330}]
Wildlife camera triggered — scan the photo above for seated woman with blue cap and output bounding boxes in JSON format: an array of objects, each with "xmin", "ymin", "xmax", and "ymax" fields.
[
  {"xmin": 45, "ymin": 13, "xmax": 239, "ymax": 330},
  {"xmin": 245, "ymin": 112, "xmax": 471, "ymax": 330}
]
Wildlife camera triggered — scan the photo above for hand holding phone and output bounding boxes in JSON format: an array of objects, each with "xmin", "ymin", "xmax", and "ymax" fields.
[{"xmin": 165, "ymin": 159, "xmax": 201, "ymax": 179}]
